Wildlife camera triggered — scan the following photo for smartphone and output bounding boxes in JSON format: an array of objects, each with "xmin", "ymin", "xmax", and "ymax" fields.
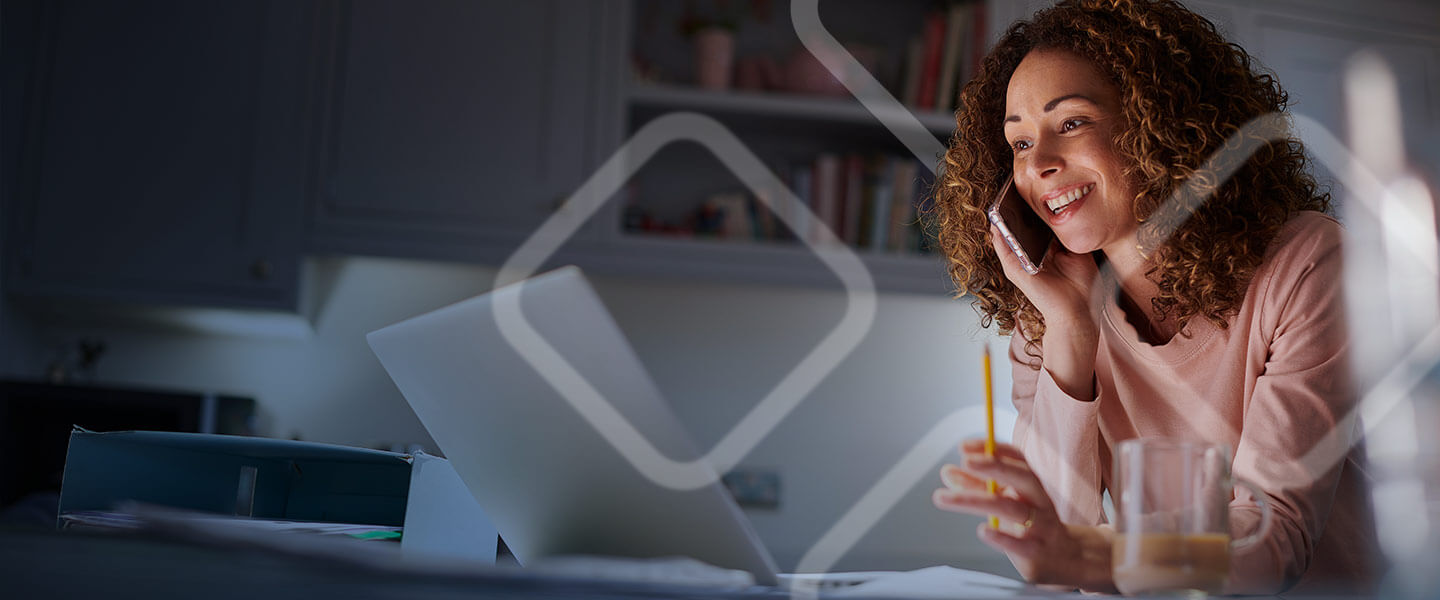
[{"xmin": 986, "ymin": 175, "xmax": 1055, "ymax": 275}]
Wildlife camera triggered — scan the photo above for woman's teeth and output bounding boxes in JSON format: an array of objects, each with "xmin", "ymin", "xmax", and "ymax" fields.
[{"xmin": 1046, "ymin": 184, "xmax": 1093, "ymax": 214}]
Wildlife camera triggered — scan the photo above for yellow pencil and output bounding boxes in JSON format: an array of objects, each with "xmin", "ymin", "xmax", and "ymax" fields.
[{"xmin": 983, "ymin": 344, "xmax": 999, "ymax": 530}]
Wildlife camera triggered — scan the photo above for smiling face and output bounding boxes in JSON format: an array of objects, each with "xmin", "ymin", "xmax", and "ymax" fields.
[{"xmin": 1003, "ymin": 48, "xmax": 1139, "ymax": 257}]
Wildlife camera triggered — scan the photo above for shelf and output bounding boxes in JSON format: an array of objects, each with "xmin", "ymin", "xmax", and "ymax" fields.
[
  {"xmin": 626, "ymin": 83, "xmax": 956, "ymax": 137},
  {"xmin": 616, "ymin": 82, "xmax": 949, "ymax": 294},
  {"xmin": 561, "ymin": 233, "xmax": 954, "ymax": 296}
]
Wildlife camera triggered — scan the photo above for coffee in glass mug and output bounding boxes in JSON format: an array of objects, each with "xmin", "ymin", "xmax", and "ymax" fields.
[{"xmin": 1112, "ymin": 439, "xmax": 1272, "ymax": 597}]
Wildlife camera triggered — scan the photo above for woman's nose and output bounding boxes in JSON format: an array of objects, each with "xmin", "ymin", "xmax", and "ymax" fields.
[{"xmin": 1026, "ymin": 139, "xmax": 1065, "ymax": 179}]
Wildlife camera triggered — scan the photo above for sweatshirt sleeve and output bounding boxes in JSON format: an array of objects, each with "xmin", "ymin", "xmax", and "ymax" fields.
[
  {"xmin": 1008, "ymin": 333, "xmax": 1107, "ymax": 526},
  {"xmin": 1226, "ymin": 218, "xmax": 1360, "ymax": 594}
]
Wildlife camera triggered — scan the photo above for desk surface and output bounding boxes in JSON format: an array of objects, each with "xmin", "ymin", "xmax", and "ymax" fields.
[
  {"xmin": 1, "ymin": 528, "xmax": 791, "ymax": 600},
  {"xmin": 4, "ymin": 528, "xmax": 1389, "ymax": 600}
]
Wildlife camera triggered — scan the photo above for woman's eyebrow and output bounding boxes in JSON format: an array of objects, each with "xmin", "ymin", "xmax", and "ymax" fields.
[
  {"xmin": 1044, "ymin": 93, "xmax": 1095, "ymax": 112},
  {"xmin": 1004, "ymin": 93, "xmax": 1099, "ymax": 124}
]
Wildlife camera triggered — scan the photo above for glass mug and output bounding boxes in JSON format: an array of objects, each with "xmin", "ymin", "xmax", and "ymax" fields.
[{"xmin": 1112, "ymin": 439, "xmax": 1273, "ymax": 597}]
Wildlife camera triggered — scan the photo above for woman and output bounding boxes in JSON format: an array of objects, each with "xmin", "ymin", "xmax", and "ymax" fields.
[{"xmin": 926, "ymin": 0, "xmax": 1374, "ymax": 594}]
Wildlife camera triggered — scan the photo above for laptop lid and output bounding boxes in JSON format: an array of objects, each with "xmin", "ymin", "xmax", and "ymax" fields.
[{"xmin": 367, "ymin": 266, "xmax": 780, "ymax": 585}]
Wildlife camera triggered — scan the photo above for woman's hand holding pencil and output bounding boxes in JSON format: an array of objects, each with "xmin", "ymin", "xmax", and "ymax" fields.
[
  {"xmin": 931, "ymin": 344, "xmax": 1113, "ymax": 588},
  {"xmin": 936, "ymin": 440, "xmax": 1042, "ymax": 530},
  {"xmin": 933, "ymin": 440, "xmax": 1108, "ymax": 586}
]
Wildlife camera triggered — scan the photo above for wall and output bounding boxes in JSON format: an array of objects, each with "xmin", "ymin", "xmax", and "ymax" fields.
[{"xmin": 17, "ymin": 256, "xmax": 1018, "ymax": 575}]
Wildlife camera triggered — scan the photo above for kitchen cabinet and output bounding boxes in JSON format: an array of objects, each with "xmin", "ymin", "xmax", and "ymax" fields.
[
  {"xmin": 302, "ymin": 0, "xmax": 970, "ymax": 294},
  {"xmin": 6, "ymin": 0, "xmax": 311, "ymax": 310},
  {"xmin": 8, "ymin": 0, "xmax": 1433, "ymax": 309},
  {"xmin": 304, "ymin": 0, "xmax": 626, "ymax": 265}
]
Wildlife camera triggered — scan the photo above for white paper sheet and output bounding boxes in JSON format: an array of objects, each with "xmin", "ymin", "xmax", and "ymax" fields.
[{"xmin": 827, "ymin": 566, "xmax": 1071, "ymax": 599}]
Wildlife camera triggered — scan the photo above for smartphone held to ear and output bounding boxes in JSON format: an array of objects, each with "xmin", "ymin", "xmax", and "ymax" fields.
[{"xmin": 986, "ymin": 176, "xmax": 1055, "ymax": 275}]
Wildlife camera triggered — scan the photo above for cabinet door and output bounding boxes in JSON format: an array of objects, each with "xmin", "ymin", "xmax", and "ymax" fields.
[
  {"xmin": 10, "ymin": 0, "xmax": 310, "ymax": 310},
  {"xmin": 307, "ymin": 0, "xmax": 624, "ymax": 263}
]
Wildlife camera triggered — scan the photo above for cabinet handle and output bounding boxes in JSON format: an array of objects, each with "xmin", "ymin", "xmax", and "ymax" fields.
[{"xmin": 250, "ymin": 259, "xmax": 272, "ymax": 281}]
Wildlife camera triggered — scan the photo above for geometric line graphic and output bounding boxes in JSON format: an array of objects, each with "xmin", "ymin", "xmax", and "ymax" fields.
[
  {"xmin": 790, "ymin": 0, "xmax": 948, "ymax": 175},
  {"xmin": 493, "ymin": 112, "xmax": 878, "ymax": 490}
]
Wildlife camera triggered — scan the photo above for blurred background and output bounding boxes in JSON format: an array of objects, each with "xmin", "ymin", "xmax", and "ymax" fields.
[{"xmin": 1, "ymin": 0, "xmax": 1436, "ymax": 577}]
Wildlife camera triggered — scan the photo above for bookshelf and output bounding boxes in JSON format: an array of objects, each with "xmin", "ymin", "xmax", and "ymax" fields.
[
  {"xmin": 626, "ymin": 83, "xmax": 958, "ymax": 136},
  {"xmin": 610, "ymin": 0, "xmax": 991, "ymax": 295}
]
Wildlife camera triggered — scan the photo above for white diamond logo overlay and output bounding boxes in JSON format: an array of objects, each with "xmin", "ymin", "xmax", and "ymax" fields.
[{"xmin": 493, "ymin": 112, "xmax": 878, "ymax": 490}]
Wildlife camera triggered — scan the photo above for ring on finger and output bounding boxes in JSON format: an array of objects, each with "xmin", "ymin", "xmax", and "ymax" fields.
[{"xmin": 1022, "ymin": 507, "xmax": 1036, "ymax": 529}]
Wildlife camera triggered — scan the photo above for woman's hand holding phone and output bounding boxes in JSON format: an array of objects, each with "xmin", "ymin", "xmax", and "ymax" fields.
[{"xmin": 988, "ymin": 226, "xmax": 1102, "ymax": 401}]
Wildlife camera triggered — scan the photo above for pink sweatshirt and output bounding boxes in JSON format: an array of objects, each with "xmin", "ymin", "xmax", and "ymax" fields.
[{"xmin": 1010, "ymin": 211, "xmax": 1376, "ymax": 595}]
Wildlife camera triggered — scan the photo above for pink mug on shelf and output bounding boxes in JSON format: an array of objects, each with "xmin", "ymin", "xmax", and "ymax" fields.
[
  {"xmin": 693, "ymin": 27, "xmax": 735, "ymax": 90},
  {"xmin": 782, "ymin": 42, "xmax": 878, "ymax": 96}
]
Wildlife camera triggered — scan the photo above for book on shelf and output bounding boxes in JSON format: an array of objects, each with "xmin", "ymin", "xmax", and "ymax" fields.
[
  {"xmin": 855, "ymin": 156, "xmax": 883, "ymax": 249},
  {"xmin": 968, "ymin": 1, "xmax": 987, "ymax": 88},
  {"xmin": 621, "ymin": 154, "xmax": 939, "ymax": 256},
  {"xmin": 751, "ymin": 182, "xmax": 781, "ymax": 241},
  {"xmin": 841, "ymin": 154, "xmax": 866, "ymax": 245},
  {"xmin": 712, "ymin": 193, "xmax": 752, "ymax": 241},
  {"xmin": 867, "ymin": 159, "xmax": 896, "ymax": 250},
  {"xmin": 935, "ymin": 2, "xmax": 971, "ymax": 113},
  {"xmin": 898, "ymin": 1, "xmax": 986, "ymax": 114},
  {"xmin": 901, "ymin": 37, "xmax": 924, "ymax": 109},
  {"xmin": 887, "ymin": 161, "xmax": 918, "ymax": 252},
  {"xmin": 789, "ymin": 162, "xmax": 814, "ymax": 244},
  {"xmin": 812, "ymin": 153, "xmax": 843, "ymax": 245},
  {"xmin": 914, "ymin": 9, "xmax": 947, "ymax": 111}
]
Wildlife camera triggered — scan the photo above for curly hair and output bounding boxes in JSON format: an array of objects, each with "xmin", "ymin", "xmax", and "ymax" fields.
[{"xmin": 929, "ymin": 0, "xmax": 1330, "ymax": 349}]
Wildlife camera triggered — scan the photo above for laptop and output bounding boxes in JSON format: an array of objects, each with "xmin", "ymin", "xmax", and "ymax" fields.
[{"xmin": 367, "ymin": 266, "xmax": 790, "ymax": 585}]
